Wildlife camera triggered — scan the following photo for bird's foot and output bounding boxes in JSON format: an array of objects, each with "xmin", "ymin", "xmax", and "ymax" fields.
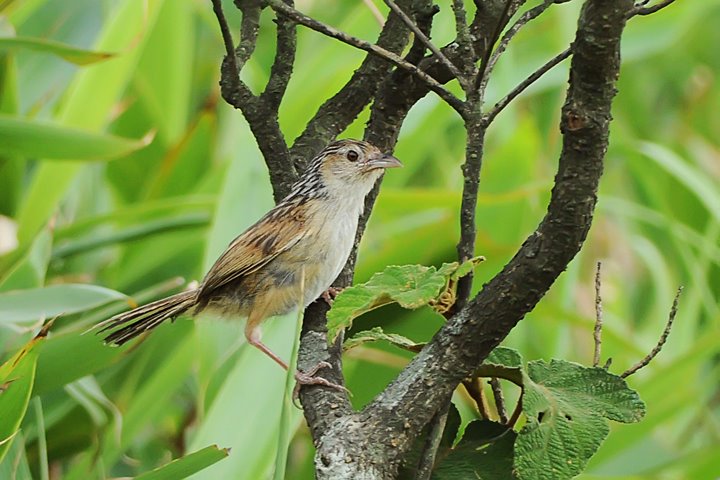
[
  {"xmin": 321, "ymin": 287, "xmax": 343, "ymax": 306},
  {"xmin": 292, "ymin": 361, "xmax": 349, "ymax": 406}
]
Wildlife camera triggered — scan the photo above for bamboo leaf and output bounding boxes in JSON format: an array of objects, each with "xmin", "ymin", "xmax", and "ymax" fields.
[{"xmin": 0, "ymin": 37, "xmax": 113, "ymax": 65}]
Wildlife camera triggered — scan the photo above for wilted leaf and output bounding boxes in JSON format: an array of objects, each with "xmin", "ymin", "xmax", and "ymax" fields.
[
  {"xmin": 343, "ymin": 327, "xmax": 424, "ymax": 353},
  {"xmin": 514, "ymin": 360, "xmax": 646, "ymax": 480}
]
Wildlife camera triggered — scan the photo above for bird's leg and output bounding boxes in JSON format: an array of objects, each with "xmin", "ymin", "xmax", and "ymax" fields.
[
  {"xmin": 244, "ymin": 317, "xmax": 348, "ymax": 399},
  {"xmin": 321, "ymin": 286, "xmax": 343, "ymax": 306}
]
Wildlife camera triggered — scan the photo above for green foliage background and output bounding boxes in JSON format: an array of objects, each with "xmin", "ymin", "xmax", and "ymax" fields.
[{"xmin": 0, "ymin": 0, "xmax": 718, "ymax": 478}]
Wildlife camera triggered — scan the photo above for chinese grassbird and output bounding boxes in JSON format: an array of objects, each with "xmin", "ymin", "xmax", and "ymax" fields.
[{"xmin": 97, "ymin": 139, "xmax": 402, "ymax": 387}]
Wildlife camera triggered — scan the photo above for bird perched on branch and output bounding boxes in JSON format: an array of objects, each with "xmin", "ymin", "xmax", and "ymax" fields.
[{"xmin": 97, "ymin": 139, "xmax": 402, "ymax": 388}]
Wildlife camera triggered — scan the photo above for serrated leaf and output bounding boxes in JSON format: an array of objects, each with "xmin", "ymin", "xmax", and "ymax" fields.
[
  {"xmin": 0, "ymin": 322, "xmax": 51, "ymax": 463},
  {"xmin": 134, "ymin": 445, "xmax": 229, "ymax": 480},
  {"xmin": 432, "ymin": 420, "xmax": 516, "ymax": 480},
  {"xmin": 514, "ymin": 360, "xmax": 646, "ymax": 480},
  {"xmin": 327, "ymin": 257, "xmax": 483, "ymax": 343},
  {"xmin": 343, "ymin": 327, "xmax": 424, "ymax": 352}
]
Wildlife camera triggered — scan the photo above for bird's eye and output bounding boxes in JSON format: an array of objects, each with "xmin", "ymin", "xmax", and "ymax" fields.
[{"xmin": 346, "ymin": 150, "xmax": 359, "ymax": 162}]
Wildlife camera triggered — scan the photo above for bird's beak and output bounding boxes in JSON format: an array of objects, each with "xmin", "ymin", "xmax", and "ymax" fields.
[{"xmin": 366, "ymin": 153, "xmax": 403, "ymax": 170}]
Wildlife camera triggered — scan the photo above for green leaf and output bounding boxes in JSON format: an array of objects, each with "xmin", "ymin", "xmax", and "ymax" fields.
[
  {"xmin": 486, "ymin": 347, "xmax": 523, "ymax": 369},
  {"xmin": 0, "ymin": 284, "xmax": 128, "ymax": 324},
  {"xmin": 343, "ymin": 327, "xmax": 424, "ymax": 353},
  {"xmin": 0, "ymin": 37, "xmax": 113, "ymax": 65},
  {"xmin": 514, "ymin": 360, "xmax": 646, "ymax": 480},
  {"xmin": 474, "ymin": 347, "xmax": 524, "ymax": 385},
  {"xmin": 327, "ymin": 257, "xmax": 483, "ymax": 343},
  {"xmin": 0, "ymin": 115, "xmax": 152, "ymax": 161},
  {"xmin": 432, "ymin": 420, "xmax": 517, "ymax": 480},
  {"xmin": 134, "ymin": 445, "xmax": 230, "ymax": 480},
  {"xmin": 0, "ymin": 322, "xmax": 50, "ymax": 463}
]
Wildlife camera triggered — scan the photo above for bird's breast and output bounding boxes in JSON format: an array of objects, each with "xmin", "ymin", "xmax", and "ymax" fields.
[{"xmin": 297, "ymin": 203, "xmax": 360, "ymax": 306}]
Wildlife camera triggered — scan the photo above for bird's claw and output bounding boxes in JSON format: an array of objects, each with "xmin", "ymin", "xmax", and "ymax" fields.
[
  {"xmin": 292, "ymin": 361, "xmax": 349, "ymax": 407},
  {"xmin": 321, "ymin": 287, "xmax": 343, "ymax": 306}
]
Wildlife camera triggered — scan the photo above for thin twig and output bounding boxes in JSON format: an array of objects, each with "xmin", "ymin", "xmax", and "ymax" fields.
[
  {"xmin": 265, "ymin": 0, "xmax": 467, "ymax": 116},
  {"xmin": 621, "ymin": 286, "xmax": 683, "ymax": 378},
  {"xmin": 210, "ymin": 0, "xmax": 240, "ymax": 82},
  {"xmin": 630, "ymin": 0, "xmax": 677, "ymax": 17},
  {"xmin": 363, "ymin": 0, "xmax": 386, "ymax": 26},
  {"xmin": 416, "ymin": 399, "xmax": 451, "ymax": 480},
  {"xmin": 489, "ymin": 378, "xmax": 508, "ymax": 423},
  {"xmin": 480, "ymin": 0, "xmax": 559, "ymax": 93},
  {"xmin": 450, "ymin": 0, "xmax": 476, "ymax": 77},
  {"xmin": 384, "ymin": 0, "xmax": 468, "ymax": 90},
  {"xmin": 462, "ymin": 378, "xmax": 490, "ymax": 419},
  {"xmin": 474, "ymin": 0, "xmax": 516, "ymax": 93},
  {"xmin": 593, "ymin": 261, "xmax": 603, "ymax": 367},
  {"xmin": 483, "ymin": 47, "xmax": 571, "ymax": 125},
  {"xmin": 507, "ymin": 395, "xmax": 523, "ymax": 429},
  {"xmin": 261, "ymin": 1, "xmax": 297, "ymax": 112}
]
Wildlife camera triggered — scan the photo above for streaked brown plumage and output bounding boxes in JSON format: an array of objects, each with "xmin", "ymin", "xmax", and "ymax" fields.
[{"xmin": 97, "ymin": 139, "xmax": 401, "ymax": 387}]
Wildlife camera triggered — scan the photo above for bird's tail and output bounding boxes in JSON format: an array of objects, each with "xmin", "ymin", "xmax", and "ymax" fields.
[{"xmin": 96, "ymin": 290, "xmax": 197, "ymax": 345}]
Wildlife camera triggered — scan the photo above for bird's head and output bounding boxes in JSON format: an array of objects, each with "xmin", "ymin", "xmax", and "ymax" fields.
[{"xmin": 303, "ymin": 139, "xmax": 402, "ymax": 199}]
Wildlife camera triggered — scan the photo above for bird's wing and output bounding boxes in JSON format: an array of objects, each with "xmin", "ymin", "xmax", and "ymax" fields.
[{"xmin": 198, "ymin": 203, "xmax": 307, "ymax": 296}]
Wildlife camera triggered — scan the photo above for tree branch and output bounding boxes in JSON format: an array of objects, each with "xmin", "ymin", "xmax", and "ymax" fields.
[
  {"xmin": 260, "ymin": 0, "xmax": 296, "ymax": 113},
  {"xmin": 213, "ymin": 0, "xmax": 296, "ymax": 200},
  {"xmin": 312, "ymin": 0, "xmax": 634, "ymax": 476},
  {"xmin": 288, "ymin": 0, "xmax": 414, "ymax": 172},
  {"xmin": 265, "ymin": 0, "xmax": 467, "ymax": 117},
  {"xmin": 479, "ymin": 0, "xmax": 565, "ymax": 93},
  {"xmin": 483, "ymin": 47, "xmax": 571, "ymax": 125},
  {"xmin": 630, "ymin": 0, "xmax": 677, "ymax": 16},
  {"xmin": 384, "ymin": 0, "xmax": 467, "ymax": 89}
]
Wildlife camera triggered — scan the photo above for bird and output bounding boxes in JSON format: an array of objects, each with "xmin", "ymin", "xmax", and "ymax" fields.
[{"xmin": 96, "ymin": 139, "xmax": 402, "ymax": 388}]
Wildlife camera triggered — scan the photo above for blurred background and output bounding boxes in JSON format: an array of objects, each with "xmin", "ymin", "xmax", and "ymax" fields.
[{"xmin": 0, "ymin": 0, "xmax": 718, "ymax": 478}]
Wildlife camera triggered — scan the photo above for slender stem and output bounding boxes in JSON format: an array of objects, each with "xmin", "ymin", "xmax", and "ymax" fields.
[
  {"xmin": 475, "ymin": 0, "xmax": 515, "ymax": 93},
  {"xmin": 507, "ymin": 395, "xmax": 523, "ymax": 429},
  {"xmin": 490, "ymin": 378, "xmax": 508, "ymax": 423},
  {"xmin": 621, "ymin": 286, "xmax": 683, "ymax": 378},
  {"xmin": 483, "ymin": 47, "xmax": 571, "ymax": 125},
  {"xmin": 384, "ymin": 0, "xmax": 467, "ymax": 90},
  {"xmin": 210, "ymin": 0, "xmax": 238, "ymax": 78},
  {"xmin": 416, "ymin": 398, "xmax": 452, "ymax": 480},
  {"xmin": 630, "ymin": 0, "xmax": 677, "ymax": 16},
  {"xmin": 455, "ymin": 118, "xmax": 486, "ymax": 309},
  {"xmin": 480, "ymin": 0, "xmax": 559, "ymax": 93},
  {"xmin": 593, "ymin": 261, "xmax": 603, "ymax": 367},
  {"xmin": 265, "ymin": 0, "xmax": 467, "ymax": 117}
]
